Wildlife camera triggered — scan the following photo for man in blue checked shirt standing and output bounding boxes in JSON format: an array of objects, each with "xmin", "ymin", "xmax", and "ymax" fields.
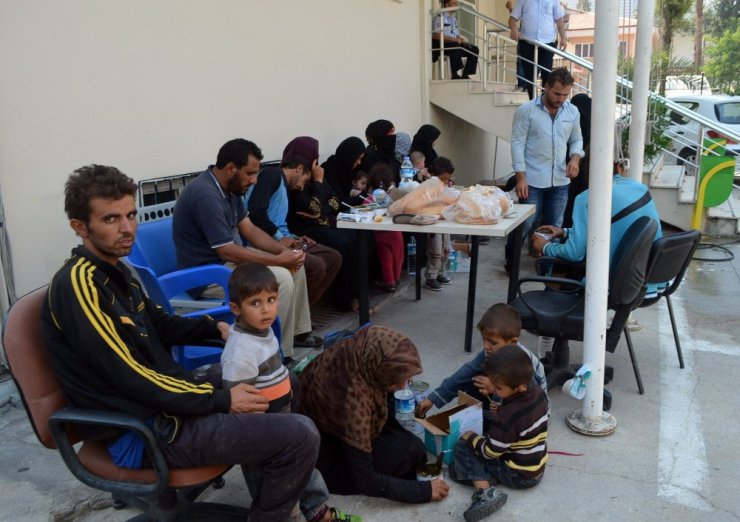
[{"xmin": 504, "ymin": 67, "xmax": 583, "ymax": 272}]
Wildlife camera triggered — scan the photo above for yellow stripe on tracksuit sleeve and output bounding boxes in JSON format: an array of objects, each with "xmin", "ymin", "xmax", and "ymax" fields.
[{"xmin": 71, "ymin": 259, "xmax": 213, "ymax": 395}]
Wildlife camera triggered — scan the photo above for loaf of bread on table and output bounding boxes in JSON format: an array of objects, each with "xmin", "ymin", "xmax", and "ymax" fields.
[
  {"xmin": 441, "ymin": 185, "xmax": 511, "ymax": 224},
  {"xmin": 389, "ymin": 177, "xmax": 459, "ymax": 216}
]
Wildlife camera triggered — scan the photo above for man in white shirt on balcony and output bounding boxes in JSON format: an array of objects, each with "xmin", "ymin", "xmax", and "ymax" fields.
[
  {"xmin": 432, "ymin": 0, "xmax": 479, "ymax": 80},
  {"xmin": 508, "ymin": 0, "xmax": 568, "ymax": 99}
]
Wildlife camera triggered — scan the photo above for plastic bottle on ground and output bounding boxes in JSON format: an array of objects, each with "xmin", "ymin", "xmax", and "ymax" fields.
[
  {"xmin": 407, "ymin": 236, "xmax": 417, "ymax": 275},
  {"xmin": 448, "ymin": 245, "xmax": 458, "ymax": 273}
]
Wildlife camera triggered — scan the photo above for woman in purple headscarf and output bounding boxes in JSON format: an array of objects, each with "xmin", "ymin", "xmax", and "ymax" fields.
[{"xmin": 287, "ymin": 137, "xmax": 363, "ymax": 311}]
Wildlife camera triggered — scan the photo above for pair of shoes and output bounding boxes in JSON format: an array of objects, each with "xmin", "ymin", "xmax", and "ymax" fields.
[
  {"xmin": 437, "ymin": 274, "xmax": 453, "ymax": 285},
  {"xmin": 294, "ymin": 334, "xmax": 324, "ymax": 349},
  {"xmin": 329, "ymin": 507, "xmax": 363, "ymax": 521},
  {"xmin": 463, "ymin": 487, "xmax": 508, "ymax": 522},
  {"xmin": 381, "ymin": 283, "xmax": 397, "ymax": 293},
  {"xmin": 425, "ymin": 279, "xmax": 443, "ymax": 291}
]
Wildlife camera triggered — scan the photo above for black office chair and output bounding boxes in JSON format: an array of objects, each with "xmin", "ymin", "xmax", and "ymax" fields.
[
  {"xmin": 3, "ymin": 287, "xmax": 248, "ymax": 521},
  {"xmin": 619, "ymin": 229, "xmax": 701, "ymax": 392},
  {"xmin": 510, "ymin": 216, "xmax": 658, "ymax": 403}
]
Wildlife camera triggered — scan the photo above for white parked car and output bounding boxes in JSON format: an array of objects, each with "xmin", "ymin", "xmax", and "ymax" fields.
[{"xmin": 664, "ymin": 95, "xmax": 740, "ymax": 177}]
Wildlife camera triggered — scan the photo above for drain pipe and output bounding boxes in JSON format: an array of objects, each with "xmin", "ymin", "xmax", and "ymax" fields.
[
  {"xmin": 627, "ymin": 0, "xmax": 657, "ymax": 183},
  {"xmin": 566, "ymin": 1, "xmax": 619, "ymax": 437}
]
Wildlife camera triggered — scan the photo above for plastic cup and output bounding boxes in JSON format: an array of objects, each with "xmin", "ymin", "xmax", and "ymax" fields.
[{"xmin": 410, "ymin": 381, "xmax": 430, "ymax": 406}]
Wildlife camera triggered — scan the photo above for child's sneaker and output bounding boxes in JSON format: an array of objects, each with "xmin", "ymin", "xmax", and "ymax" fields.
[
  {"xmin": 425, "ymin": 278, "xmax": 443, "ymax": 291},
  {"xmin": 436, "ymin": 274, "xmax": 453, "ymax": 285},
  {"xmin": 329, "ymin": 507, "xmax": 363, "ymax": 521},
  {"xmin": 463, "ymin": 486, "xmax": 508, "ymax": 522}
]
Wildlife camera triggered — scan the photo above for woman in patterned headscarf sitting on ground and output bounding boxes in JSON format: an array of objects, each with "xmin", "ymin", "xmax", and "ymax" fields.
[{"xmin": 299, "ymin": 326, "xmax": 450, "ymax": 504}]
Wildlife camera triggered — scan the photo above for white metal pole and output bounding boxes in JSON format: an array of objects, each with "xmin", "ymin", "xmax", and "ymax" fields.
[
  {"xmin": 627, "ymin": 0, "xmax": 657, "ymax": 182},
  {"xmin": 483, "ymin": 22, "xmax": 489, "ymax": 89},
  {"xmin": 566, "ymin": 0, "xmax": 619, "ymax": 436}
]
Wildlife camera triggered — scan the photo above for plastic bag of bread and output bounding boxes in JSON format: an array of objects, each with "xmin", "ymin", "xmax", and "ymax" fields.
[
  {"xmin": 441, "ymin": 185, "xmax": 511, "ymax": 225},
  {"xmin": 389, "ymin": 177, "xmax": 460, "ymax": 217}
]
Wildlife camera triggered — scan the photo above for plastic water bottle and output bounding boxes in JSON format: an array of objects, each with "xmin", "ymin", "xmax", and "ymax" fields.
[
  {"xmin": 448, "ymin": 245, "xmax": 458, "ymax": 273},
  {"xmin": 399, "ymin": 156, "xmax": 414, "ymax": 189},
  {"xmin": 394, "ymin": 387, "xmax": 416, "ymax": 431},
  {"xmin": 407, "ymin": 236, "xmax": 417, "ymax": 275}
]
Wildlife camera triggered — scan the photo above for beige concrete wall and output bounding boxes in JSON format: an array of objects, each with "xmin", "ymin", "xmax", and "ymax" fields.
[
  {"xmin": 430, "ymin": 105, "xmax": 498, "ymax": 186},
  {"xmin": 0, "ymin": 0, "xmax": 426, "ymax": 294}
]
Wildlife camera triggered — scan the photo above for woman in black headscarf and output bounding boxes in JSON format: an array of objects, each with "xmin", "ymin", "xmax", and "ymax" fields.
[
  {"xmin": 360, "ymin": 119, "xmax": 400, "ymax": 177},
  {"xmin": 563, "ymin": 94, "xmax": 592, "ymax": 228},
  {"xmin": 410, "ymin": 124, "xmax": 441, "ymax": 168},
  {"xmin": 322, "ymin": 136, "xmax": 366, "ymax": 206}
]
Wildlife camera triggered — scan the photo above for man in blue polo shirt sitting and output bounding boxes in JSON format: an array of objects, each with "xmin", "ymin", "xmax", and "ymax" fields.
[{"xmin": 173, "ymin": 138, "xmax": 323, "ymax": 359}]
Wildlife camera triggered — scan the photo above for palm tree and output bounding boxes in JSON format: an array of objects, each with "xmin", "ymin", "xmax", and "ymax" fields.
[{"xmin": 694, "ymin": 0, "xmax": 704, "ymax": 70}]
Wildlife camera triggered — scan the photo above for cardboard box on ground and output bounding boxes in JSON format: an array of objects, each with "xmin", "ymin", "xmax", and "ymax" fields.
[{"xmin": 415, "ymin": 391, "xmax": 483, "ymax": 465}]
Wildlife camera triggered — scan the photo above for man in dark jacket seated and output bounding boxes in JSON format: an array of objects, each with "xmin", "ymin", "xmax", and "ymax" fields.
[{"xmin": 41, "ymin": 164, "xmax": 320, "ymax": 522}]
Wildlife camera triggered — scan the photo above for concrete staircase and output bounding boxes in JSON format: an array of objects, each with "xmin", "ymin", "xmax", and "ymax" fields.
[
  {"xmin": 646, "ymin": 157, "xmax": 740, "ymax": 235},
  {"xmin": 428, "ymin": 79, "xmax": 527, "ymax": 142},
  {"xmin": 706, "ymin": 185, "xmax": 740, "ymax": 235}
]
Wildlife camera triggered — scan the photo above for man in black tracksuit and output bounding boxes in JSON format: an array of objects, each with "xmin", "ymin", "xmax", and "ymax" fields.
[{"xmin": 41, "ymin": 164, "xmax": 320, "ymax": 522}]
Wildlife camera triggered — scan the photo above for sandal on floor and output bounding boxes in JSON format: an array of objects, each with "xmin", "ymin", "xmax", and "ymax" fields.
[
  {"xmin": 329, "ymin": 507, "xmax": 363, "ymax": 521},
  {"xmin": 293, "ymin": 334, "xmax": 324, "ymax": 349}
]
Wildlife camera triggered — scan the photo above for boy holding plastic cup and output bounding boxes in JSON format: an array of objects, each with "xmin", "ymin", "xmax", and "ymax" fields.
[{"xmin": 452, "ymin": 345, "xmax": 549, "ymax": 521}]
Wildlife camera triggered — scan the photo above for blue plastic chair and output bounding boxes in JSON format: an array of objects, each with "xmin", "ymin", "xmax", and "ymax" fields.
[
  {"xmin": 126, "ymin": 217, "xmax": 229, "ymax": 369},
  {"xmin": 128, "ymin": 218, "xmax": 228, "ymax": 310},
  {"xmin": 126, "ymin": 217, "xmax": 284, "ymax": 369},
  {"xmin": 124, "ymin": 257, "xmax": 229, "ymax": 370}
]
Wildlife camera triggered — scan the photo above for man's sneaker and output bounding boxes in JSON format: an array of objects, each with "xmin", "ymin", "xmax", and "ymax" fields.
[
  {"xmin": 425, "ymin": 279, "xmax": 443, "ymax": 291},
  {"xmin": 463, "ymin": 487, "xmax": 508, "ymax": 522},
  {"xmin": 330, "ymin": 507, "xmax": 363, "ymax": 521},
  {"xmin": 436, "ymin": 274, "xmax": 453, "ymax": 285}
]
